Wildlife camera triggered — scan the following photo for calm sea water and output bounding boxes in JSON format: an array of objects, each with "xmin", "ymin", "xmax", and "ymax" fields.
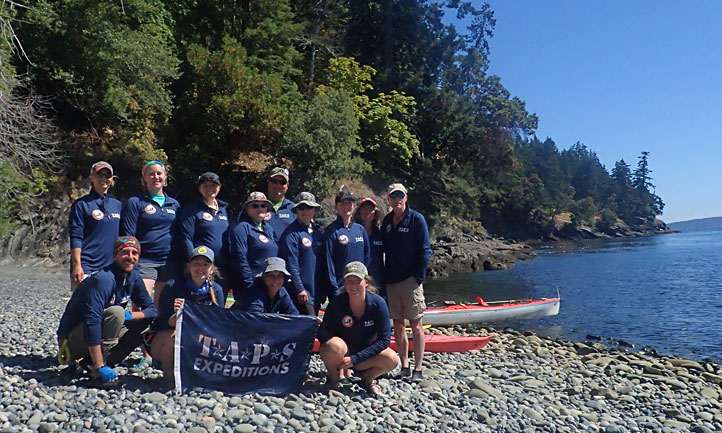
[{"xmin": 425, "ymin": 229, "xmax": 722, "ymax": 362}]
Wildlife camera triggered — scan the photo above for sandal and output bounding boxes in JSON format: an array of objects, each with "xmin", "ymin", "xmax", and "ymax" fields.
[
  {"xmin": 360, "ymin": 379, "xmax": 382, "ymax": 395},
  {"xmin": 132, "ymin": 358, "xmax": 152, "ymax": 373}
]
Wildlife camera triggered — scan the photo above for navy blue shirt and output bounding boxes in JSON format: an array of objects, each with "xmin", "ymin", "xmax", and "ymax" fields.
[
  {"xmin": 381, "ymin": 206, "xmax": 432, "ymax": 285},
  {"xmin": 152, "ymin": 275, "xmax": 224, "ymax": 332},
  {"xmin": 323, "ymin": 218, "xmax": 370, "ymax": 299},
  {"xmin": 265, "ymin": 198, "xmax": 296, "ymax": 242},
  {"xmin": 57, "ymin": 264, "xmax": 157, "ymax": 346},
  {"xmin": 367, "ymin": 226, "xmax": 385, "ymax": 295},
  {"xmin": 176, "ymin": 198, "xmax": 229, "ymax": 263},
  {"xmin": 226, "ymin": 214, "xmax": 278, "ymax": 292},
  {"xmin": 120, "ymin": 194, "xmax": 180, "ymax": 263},
  {"xmin": 318, "ymin": 292, "xmax": 391, "ymax": 366},
  {"xmin": 230, "ymin": 279, "xmax": 299, "ymax": 315},
  {"xmin": 68, "ymin": 190, "xmax": 122, "ymax": 272},
  {"xmin": 278, "ymin": 219, "xmax": 323, "ymax": 306}
]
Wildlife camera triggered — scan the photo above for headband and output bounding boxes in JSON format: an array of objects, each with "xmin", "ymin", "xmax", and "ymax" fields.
[
  {"xmin": 142, "ymin": 160, "xmax": 166, "ymax": 174},
  {"xmin": 114, "ymin": 236, "xmax": 141, "ymax": 255}
]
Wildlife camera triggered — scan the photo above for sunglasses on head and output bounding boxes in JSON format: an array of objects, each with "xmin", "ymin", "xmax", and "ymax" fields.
[
  {"xmin": 389, "ymin": 192, "xmax": 406, "ymax": 199},
  {"xmin": 268, "ymin": 178, "xmax": 287, "ymax": 186},
  {"xmin": 250, "ymin": 203, "xmax": 267, "ymax": 209}
]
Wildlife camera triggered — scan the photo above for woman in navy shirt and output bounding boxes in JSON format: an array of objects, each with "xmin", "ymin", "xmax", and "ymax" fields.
[
  {"xmin": 278, "ymin": 192, "xmax": 323, "ymax": 315},
  {"xmin": 230, "ymin": 257, "xmax": 298, "ymax": 315},
  {"xmin": 146, "ymin": 246, "xmax": 224, "ymax": 379},
  {"xmin": 318, "ymin": 261, "xmax": 398, "ymax": 395},
  {"xmin": 226, "ymin": 192, "xmax": 278, "ymax": 296},
  {"xmin": 354, "ymin": 197, "xmax": 385, "ymax": 297},
  {"xmin": 68, "ymin": 161, "xmax": 122, "ymax": 290}
]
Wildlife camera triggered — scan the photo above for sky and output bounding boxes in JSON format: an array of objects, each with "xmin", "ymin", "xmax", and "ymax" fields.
[{"xmin": 452, "ymin": 1, "xmax": 722, "ymax": 223}]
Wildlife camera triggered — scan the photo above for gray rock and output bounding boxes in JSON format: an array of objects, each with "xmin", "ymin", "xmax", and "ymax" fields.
[{"xmin": 235, "ymin": 424, "xmax": 255, "ymax": 433}]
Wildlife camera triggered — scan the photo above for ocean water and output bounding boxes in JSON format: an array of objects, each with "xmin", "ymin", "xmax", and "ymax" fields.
[{"xmin": 425, "ymin": 229, "xmax": 722, "ymax": 362}]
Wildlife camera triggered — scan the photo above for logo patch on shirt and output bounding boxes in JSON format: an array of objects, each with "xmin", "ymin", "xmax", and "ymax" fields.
[
  {"xmin": 301, "ymin": 237, "xmax": 312, "ymax": 247},
  {"xmin": 398, "ymin": 227, "xmax": 409, "ymax": 232},
  {"xmin": 364, "ymin": 320, "xmax": 374, "ymax": 327},
  {"xmin": 385, "ymin": 224, "xmax": 392, "ymax": 233},
  {"xmin": 354, "ymin": 236, "xmax": 364, "ymax": 243},
  {"xmin": 264, "ymin": 213, "xmax": 272, "ymax": 221},
  {"xmin": 342, "ymin": 315, "xmax": 354, "ymax": 327},
  {"xmin": 166, "ymin": 209, "xmax": 176, "ymax": 214},
  {"xmin": 144, "ymin": 204, "xmax": 156, "ymax": 215},
  {"xmin": 338, "ymin": 234, "xmax": 349, "ymax": 245},
  {"xmin": 373, "ymin": 240, "xmax": 383, "ymax": 246},
  {"xmin": 91, "ymin": 209, "xmax": 104, "ymax": 220},
  {"xmin": 279, "ymin": 212, "xmax": 291, "ymax": 219},
  {"xmin": 259, "ymin": 234, "xmax": 270, "ymax": 243},
  {"xmin": 202, "ymin": 212, "xmax": 213, "ymax": 222},
  {"xmin": 111, "ymin": 213, "xmax": 121, "ymax": 219},
  {"xmin": 219, "ymin": 215, "xmax": 228, "ymax": 221}
]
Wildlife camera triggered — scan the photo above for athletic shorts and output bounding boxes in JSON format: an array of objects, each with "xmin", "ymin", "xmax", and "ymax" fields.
[{"xmin": 386, "ymin": 276, "xmax": 426, "ymax": 321}]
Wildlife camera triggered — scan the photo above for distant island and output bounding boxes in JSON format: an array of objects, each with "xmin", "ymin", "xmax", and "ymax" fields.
[{"xmin": 668, "ymin": 217, "xmax": 722, "ymax": 232}]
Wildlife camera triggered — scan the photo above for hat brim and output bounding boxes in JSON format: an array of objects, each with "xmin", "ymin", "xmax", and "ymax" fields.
[
  {"xmin": 343, "ymin": 272, "xmax": 367, "ymax": 280},
  {"xmin": 242, "ymin": 199, "xmax": 274, "ymax": 209},
  {"xmin": 292, "ymin": 201, "xmax": 321, "ymax": 211},
  {"xmin": 256, "ymin": 267, "xmax": 291, "ymax": 278}
]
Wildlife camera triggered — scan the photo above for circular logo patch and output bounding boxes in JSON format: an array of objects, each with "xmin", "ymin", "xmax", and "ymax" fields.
[
  {"xmin": 202, "ymin": 212, "xmax": 213, "ymax": 222},
  {"xmin": 197, "ymin": 246, "xmax": 208, "ymax": 254},
  {"xmin": 264, "ymin": 212, "xmax": 272, "ymax": 221},
  {"xmin": 259, "ymin": 234, "xmax": 269, "ymax": 243},
  {"xmin": 338, "ymin": 234, "xmax": 349, "ymax": 245},
  {"xmin": 144, "ymin": 204, "xmax": 156, "ymax": 215},
  {"xmin": 385, "ymin": 224, "xmax": 392, "ymax": 233},
  {"xmin": 342, "ymin": 315, "xmax": 354, "ymax": 328},
  {"xmin": 301, "ymin": 237, "xmax": 312, "ymax": 248},
  {"xmin": 91, "ymin": 209, "xmax": 104, "ymax": 220}
]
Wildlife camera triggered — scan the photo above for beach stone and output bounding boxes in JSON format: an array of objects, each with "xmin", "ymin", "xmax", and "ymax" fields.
[
  {"xmin": 700, "ymin": 388, "xmax": 719, "ymax": 399},
  {"xmin": 691, "ymin": 425, "xmax": 715, "ymax": 433},
  {"xmin": 668, "ymin": 359, "xmax": 704, "ymax": 370},
  {"xmin": 592, "ymin": 388, "xmax": 619, "ymax": 399},
  {"xmin": 703, "ymin": 373, "xmax": 722, "ymax": 384},
  {"xmin": 418, "ymin": 379, "xmax": 440, "ymax": 390},
  {"xmin": 254, "ymin": 403, "xmax": 272, "ymax": 416},
  {"xmin": 143, "ymin": 392, "xmax": 165, "ymax": 404},
  {"xmin": 469, "ymin": 379, "xmax": 505, "ymax": 399},
  {"xmin": 228, "ymin": 409, "xmax": 246, "ymax": 420},
  {"xmin": 235, "ymin": 424, "xmax": 255, "ymax": 433},
  {"xmin": 522, "ymin": 407, "xmax": 543, "ymax": 421},
  {"xmin": 488, "ymin": 368, "xmax": 506, "ymax": 379}
]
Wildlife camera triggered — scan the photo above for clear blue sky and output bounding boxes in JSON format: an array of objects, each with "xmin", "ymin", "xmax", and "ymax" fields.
[{"xmin": 455, "ymin": 1, "xmax": 722, "ymax": 223}]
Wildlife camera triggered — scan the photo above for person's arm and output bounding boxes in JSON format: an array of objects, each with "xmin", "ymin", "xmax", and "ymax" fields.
[
  {"xmin": 177, "ymin": 208, "xmax": 197, "ymax": 261},
  {"xmin": 362, "ymin": 228, "xmax": 371, "ymax": 266},
  {"xmin": 324, "ymin": 230, "xmax": 340, "ymax": 296},
  {"xmin": 229, "ymin": 225, "xmax": 254, "ymax": 290},
  {"xmin": 130, "ymin": 277, "xmax": 158, "ymax": 320},
  {"xmin": 316, "ymin": 301, "xmax": 338, "ymax": 343},
  {"xmin": 120, "ymin": 198, "xmax": 139, "ymax": 237},
  {"xmin": 279, "ymin": 231, "xmax": 305, "ymax": 300},
  {"xmin": 280, "ymin": 290, "xmax": 299, "ymax": 315},
  {"xmin": 349, "ymin": 298, "xmax": 391, "ymax": 366},
  {"xmin": 69, "ymin": 202, "xmax": 86, "ymax": 284},
  {"xmin": 415, "ymin": 214, "xmax": 432, "ymax": 284}
]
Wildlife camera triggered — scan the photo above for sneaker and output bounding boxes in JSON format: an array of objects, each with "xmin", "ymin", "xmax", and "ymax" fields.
[
  {"xmin": 397, "ymin": 367, "xmax": 411, "ymax": 379},
  {"xmin": 132, "ymin": 358, "xmax": 152, "ymax": 373},
  {"xmin": 412, "ymin": 369, "xmax": 423, "ymax": 381}
]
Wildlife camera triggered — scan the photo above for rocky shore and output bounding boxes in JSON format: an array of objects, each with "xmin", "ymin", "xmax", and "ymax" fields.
[{"xmin": 1, "ymin": 265, "xmax": 721, "ymax": 433}]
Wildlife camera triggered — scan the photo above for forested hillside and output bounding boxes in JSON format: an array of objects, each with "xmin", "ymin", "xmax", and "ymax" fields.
[{"xmin": 1, "ymin": 0, "xmax": 664, "ymax": 240}]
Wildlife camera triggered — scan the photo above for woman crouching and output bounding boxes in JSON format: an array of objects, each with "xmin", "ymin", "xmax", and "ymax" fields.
[
  {"xmin": 146, "ymin": 246, "xmax": 224, "ymax": 379},
  {"xmin": 318, "ymin": 261, "xmax": 398, "ymax": 395}
]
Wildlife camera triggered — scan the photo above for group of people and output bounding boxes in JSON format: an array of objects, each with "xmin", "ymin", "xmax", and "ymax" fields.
[{"xmin": 59, "ymin": 160, "xmax": 432, "ymax": 394}]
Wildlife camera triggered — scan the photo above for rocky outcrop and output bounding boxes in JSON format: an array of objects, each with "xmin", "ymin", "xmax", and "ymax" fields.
[
  {"xmin": 544, "ymin": 214, "xmax": 676, "ymax": 242},
  {"xmin": 427, "ymin": 232, "xmax": 537, "ymax": 278}
]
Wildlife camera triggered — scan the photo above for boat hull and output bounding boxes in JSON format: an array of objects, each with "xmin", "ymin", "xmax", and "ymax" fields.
[
  {"xmin": 312, "ymin": 334, "xmax": 493, "ymax": 353},
  {"xmin": 422, "ymin": 298, "xmax": 560, "ymax": 326}
]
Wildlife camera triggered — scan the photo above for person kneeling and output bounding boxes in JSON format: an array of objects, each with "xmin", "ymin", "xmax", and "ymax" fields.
[
  {"xmin": 146, "ymin": 246, "xmax": 224, "ymax": 379},
  {"xmin": 230, "ymin": 257, "xmax": 299, "ymax": 315},
  {"xmin": 56, "ymin": 237, "xmax": 157, "ymax": 386},
  {"xmin": 318, "ymin": 261, "xmax": 398, "ymax": 395}
]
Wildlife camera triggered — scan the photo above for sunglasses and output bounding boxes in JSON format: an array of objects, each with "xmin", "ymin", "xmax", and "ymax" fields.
[
  {"xmin": 94, "ymin": 172, "xmax": 113, "ymax": 179},
  {"xmin": 389, "ymin": 192, "xmax": 406, "ymax": 199},
  {"xmin": 249, "ymin": 203, "xmax": 267, "ymax": 209},
  {"xmin": 268, "ymin": 178, "xmax": 287, "ymax": 186}
]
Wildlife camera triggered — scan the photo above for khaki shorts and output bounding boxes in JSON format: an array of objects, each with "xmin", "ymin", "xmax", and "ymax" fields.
[{"xmin": 387, "ymin": 276, "xmax": 426, "ymax": 321}]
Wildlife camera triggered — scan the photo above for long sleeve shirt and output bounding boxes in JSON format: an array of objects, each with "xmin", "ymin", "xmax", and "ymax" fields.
[
  {"xmin": 278, "ymin": 219, "xmax": 323, "ymax": 306},
  {"xmin": 226, "ymin": 214, "xmax": 278, "ymax": 292},
  {"xmin": 265, "ymin": 198, "xmax": 296, "ymax": 243},
  {"xmin": 322, "ymin": 217, "xmax": 370, "ymax": 299},
  {"xmin": 381, "ymin": 206, "xmax": 432, "ymax": 285},
  {"xmin": 176, "ymin": 198, "xmax": 229, "ymax": 263},
  {"xmin": 57, "ymin": 264, "xmax": 157, "ymax": 346},
  {"xmin": 317, "ymin": 292, "xmax": 391, "ymax": 366},
  {"xmin": 230, "ymin": 280, "xmax": 299, "ymax": 315},
  {"xmin": 68, "ymin": 190, "xmax": 122, "ymax": 272},
  {"xmin": 151, "ymin": 275, "xmax": 224, "ymax": 332},
  {"xmin": 120, "ymin": 194, "xmax": 180, "ymax": 263},
  {"xmin": 367, "ymin": 226, "xmax": 385, "ymax": 295}
]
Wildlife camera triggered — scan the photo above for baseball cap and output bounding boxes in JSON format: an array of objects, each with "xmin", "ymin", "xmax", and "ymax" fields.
[
  {"xmin": 387, "ymin": 183, "xmax": 407, "ymax": 195},
  {"xmin": 197, "ymin": 172, "xmax": 221, "ymax": 185},
  {"xmin": 190, "ymin": 245, "xmax": 214, "ymax": 263},
  {"xmin": 90, "ymin": 161, "xmax": 113, "ymax": 176},
  {"xmin": 335, "ymin": 190, "xmax": 356, "ymax": 204},
  {"xmin": 358, "ymin": 197, "xmax": 378, "ymax": 208},
  {"xmin": 268, "ymin": 167, "xmax": 290, "ymax": 182},
  {"xmin": 343, "ymin": 261, "xmax": 368, "ymax": 280}
]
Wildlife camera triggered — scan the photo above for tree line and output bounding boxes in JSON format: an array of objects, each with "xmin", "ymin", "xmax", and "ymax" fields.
[{"xmin": 0, "ymin": 0, "xmax": 663, "ymax": 239}]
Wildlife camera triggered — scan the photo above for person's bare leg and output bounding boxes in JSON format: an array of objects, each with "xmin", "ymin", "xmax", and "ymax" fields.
[
  {"xmin": 150, "ymin": 330, "xmax": 175, "ymax": 378},
  {"xmin": 319, "ymin": 337, "xmax": 348, "ymax": 383},
  {"xmin": 409, "ymin": 317, "xmax": 425, "ymax": 371},
  {"xmin": 393, "ymin": 319, "xmax": 409, "ymax": 368}
]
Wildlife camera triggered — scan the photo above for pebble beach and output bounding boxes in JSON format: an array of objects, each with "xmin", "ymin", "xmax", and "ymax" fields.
[{"xmin": 1, "ymin": 265, "xmax": 721, "ymax": 433}]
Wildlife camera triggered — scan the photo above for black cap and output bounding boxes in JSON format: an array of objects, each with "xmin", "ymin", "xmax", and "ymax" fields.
[
  {"xmin": 197, "ymin": 172, "xmax": 221, "ymax": 185},
  {"xmin": 335, "ymin": 190, "xmax": 356, "ymax": 204}
]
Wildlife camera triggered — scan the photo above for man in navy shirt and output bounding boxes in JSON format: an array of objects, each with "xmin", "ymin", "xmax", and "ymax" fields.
[
  {"xmin": 381, "ymin": 183, "xmax": 432, "ymax": 380},
  {"xmin": 57, "ymin": 236, "xmax": 157, "ymax": 385},
  {"xmin": 264, "ymin": 167, "xmax": 296, "ymax": 242}
]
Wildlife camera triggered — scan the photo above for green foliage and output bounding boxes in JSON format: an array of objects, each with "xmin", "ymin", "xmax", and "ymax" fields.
[
  {"xmin": 280, "ymin": 88, "xmax": 365, "ymax": 197},
  {"xmin": 0, "ymin": 163, "xmax": 52, "ymax": 238}
]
